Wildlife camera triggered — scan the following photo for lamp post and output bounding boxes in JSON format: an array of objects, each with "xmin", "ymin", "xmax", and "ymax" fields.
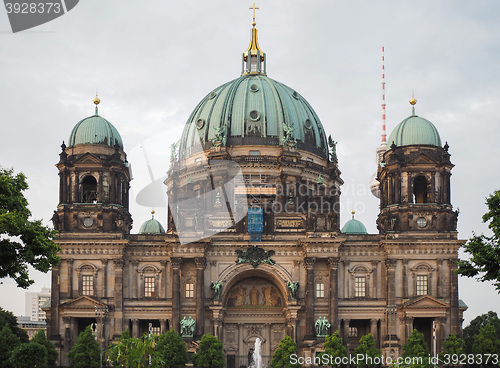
[
  {"xmin": 95, "ymin": 306, "xmax": 109, "ymax": 368},
  {"xmin": 385, "ymin": 305, "xmax": 397, "ymax": 359}
]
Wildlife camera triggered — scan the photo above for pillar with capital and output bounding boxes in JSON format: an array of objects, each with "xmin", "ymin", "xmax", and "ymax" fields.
[
  {"xmin": 328, "ymin": 257, "xmax": 339, "ymax": 333},
  {"xmin": 113, "ymin": 259, "xmax": 124, "ymax": 337},
  {"xmin": 132, "ymin": 319, "xmax": 140, "ymax": 338},
  {"xmin": 195, "ymin": 257, "xmax": 206, "ymax": 338},
  {"xmin": 171, "ymin": 257, "xmax": 183, "ymax": 332},
  {"xmin": 304, "ymin": 257, "xmax": 316, "ymax": 339}
]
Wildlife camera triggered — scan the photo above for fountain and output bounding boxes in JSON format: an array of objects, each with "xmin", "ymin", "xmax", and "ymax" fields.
[{"xmin": 250, "ymin": 338, "xmax": 262, "ymax": 368}]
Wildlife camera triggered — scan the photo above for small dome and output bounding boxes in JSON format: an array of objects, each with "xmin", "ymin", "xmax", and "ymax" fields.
[
  {"xmin": 179, "ymin": 74, "xmax": 329, "ymax": 159},
  {"xmin": 386, "ymin": 115, "xmax": 441, "ymax": 150},
  {"xmin": 139, "ymin": 218, "xmax": 165, "ymax": 234},
  {"xmin": 69, "ymin": 115, "xmax": 124, "ymax": 150},
  {"xmin": 342, "ymin": 218, "xmax": 368, "ymax": 235}
]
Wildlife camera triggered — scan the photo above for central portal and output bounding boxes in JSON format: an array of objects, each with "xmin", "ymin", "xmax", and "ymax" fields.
[{"xmin": 222, "ymin": 276, "xmax": 288, "ymax": 368}]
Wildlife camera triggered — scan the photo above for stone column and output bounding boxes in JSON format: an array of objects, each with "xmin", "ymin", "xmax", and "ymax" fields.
[
  {"xmin": 385, "ymin": 259, "xmax": 398, "ymax": 345},
  {"xmin": 449, "ymin": 260, "xmax": 460, "ymax": 333},
  {"xmin": 370, "ymin": 319, "xmax": 379, "ymax": 348},
  {"xmin": 67, "ymin": 259, "xmax": 74, "ymax": 299},
  {"xmin": 49, "ymin": 265, "xmax": 60, "ymax": 340},
  {"xmin": 304, "ymin": 257, "xmax": 316, "ymax": 339},
  {"xmin": 160, "ymin": 260, "xmax": 168, "ymax": 299},
  {"xmin": 328, "ymin": 257, "xmax": 339, "ymax": 332},
  {"xmin": 101, "ymin": 259, "xmax": 108, "ymax": 299},
  {"xmin": 406, "ymin": 316, "xmax": 414, "ymax": 340},
  {"xmin": 195, "ymin": 257, "xmax": 206, "ymax": 337},
  {"xmin": 343, "ymin": 261, "xmax": 350, "ymax": 299},
  {"xmin": 113, "ymin": 259, "xmax": 124, "ymax": 337},
  {"xmin": 402, "ymin": 260, "xmax": 408, "ymax": 299},
  {"xmin": 160, "ymin": 319, "xmax": 167, "ymax": 334},
  {"xmin": 371, "ymin": 260, "xmax": 379, "ymax": 300},
  {"xmin": 344, "ymin": 319, "xmax": 351, "ymax": 351},
  {"xmin": 62, "ymin": 316, "xmax": 73, "ymax": 366},
  {"xmin": 132, "ymin": 319, "xmax": 140, "ymax": 338},
  {"xmin": 437, "ymin": 260, "xmax": 443, "ymax": 298},
  {"xmin": 171, "ymin": 258, "xmax": 182, "ymax": 332},
  {"xmin": 436, "ymin": 317, "xmax": 445, "ymax": 354}
]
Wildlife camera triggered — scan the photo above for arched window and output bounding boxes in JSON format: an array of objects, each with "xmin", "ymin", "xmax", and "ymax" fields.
[
  {"xmin": 81, "ymin": 176, "xmax": 98, "ymax": 203},
  {"xmin": 413, "ymin": 176, "xmax": 427, "ymax": 204}
]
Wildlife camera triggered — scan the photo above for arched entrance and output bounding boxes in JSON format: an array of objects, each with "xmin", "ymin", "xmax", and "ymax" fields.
[{"xmin": 219, "ymin": 268, "xmax": 290, "ymax": 368}]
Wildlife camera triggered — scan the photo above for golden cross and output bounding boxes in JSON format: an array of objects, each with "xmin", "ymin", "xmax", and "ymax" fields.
[{"xmin": 249, "ymin": 3, "xmax": 259, "ymax": 24}]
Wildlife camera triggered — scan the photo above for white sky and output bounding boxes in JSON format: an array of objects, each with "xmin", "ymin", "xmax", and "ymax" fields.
[{"xmin": 0, "ymin": 0, "xmax": 499, "ymax": 327}]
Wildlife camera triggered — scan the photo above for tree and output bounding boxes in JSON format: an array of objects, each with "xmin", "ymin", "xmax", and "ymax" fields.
[
  {"xmin": 270, "ymin": 335, "xmax": 300, "ymax": 368},
  {"xmin": 401, "ymin": 329, "xmax": 431, "ymax": 368},
  {"xmin": 322, "ymin": 331, "xmax": 347, "ymax": 367},
  {"xmin": 0, "ymin": 325, "xmax": 21, "ymax": 368},
  {"xmin": 67, "ymin": 326, "xmax": 100, "ymax": 368},
  {"xmin": 9, "ymin": 342, "xmax": 47, "ymax": 368},
  {"xmin": 107, "ymin": 332, "xmax": 159, "ymax": 368},
  {"xmin": 192, "ymin": 334, "xmax": 224, "ymax": 368},
  {"xmin": 472, "ymin": 323, "xmax": 500, "ymax": 357},
  {"xmin": 0, "ymin": 167, "xmax": 60, "ymax": 288},
  {"xmin": 352, "ymin": 334, "xmax": 381, "ymax": 368},
  {"xmin": 0, "ymin": 308, "xmax": 28, "ymax": 343},
  {"xmin": 156, "ymin": 330, "xmax": 187, "ymax": 368},
  {"xmin": 462, "ymin": 311, "xmax": 500, "ymax": 354},
  {"xmin": 32, "ymin": 330, "xmax": 58, "ymax": 368},
  {"xmin": 457, "ymin": 190, "xmax": 500, "ymax": 290},
  {"xmin": 438, "ymin": 332, "xmax": 464, "ymax": 367}
]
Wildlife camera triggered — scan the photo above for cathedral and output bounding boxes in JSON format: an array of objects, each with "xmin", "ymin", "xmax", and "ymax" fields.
[{"xmin": 46, "ymin": 11, "xmax": 466, "ymax": 368}]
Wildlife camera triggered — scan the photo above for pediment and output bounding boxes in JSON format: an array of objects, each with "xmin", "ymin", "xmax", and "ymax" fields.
[
  {"xmin": 75, "ymin": 152, "xmax": 104, "ymax": 164},
  {"xmin": 60, "ymin": 295, "xmax": 106, "ymax": 310},
  {"xmin": 403, "ymin": 295, "xmax": 448, "ymax": 309},
  {"xmin": 408, "ymin": 153, "xmax": 437, "ymax": 165}
]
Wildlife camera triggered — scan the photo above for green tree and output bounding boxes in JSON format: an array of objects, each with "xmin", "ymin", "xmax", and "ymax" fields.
[
  {"xmin": 0, "ymin": 325, "xmax": 21, "ymax": 368},
  {"xmin": 0, "ymin": 167, "xmax": 60, "ymax": 288},
  {"xmin": 352, "ymin": 334, "xmax": 381, "ymax": 368},
  {"xmin": 9, "ymin": 342, "xmax": 47, "ymax": 368},
  {"xmin": 458, "ymin": 190, "xmax": 500, "ymax": 290},
  {"xmin": 462, "ymin": 311, "xmax": 500, "ymax": 354},
  {"xmin": 107, "ymin": 332, "xmax": 159, "ymax": 368},
  {"xmin": 270, "ymin": 335, "xmax": 300, "ymax": 368},
  {"xmin": 192, "ymin": 334, "xmax": 224, "ymax": 368},
  {"xmin": 0, "ymin": 308, "xmax": 28, "ymax": 342},
  {"xmin": 67, "ymin": 326, "xmax": 100, "ymax": 368},
  {"xmin": 438, "ymin": 332, "xmax": 464, "ymax": 367},
  {"xmin": 472, "ymin": 323, "xmax": 500, "ymax": 358},
  {"xmin": 322, "ymin": 331, "xmax": 347, "ymax": 367},
  {"xmin": 156, "ymin": 330, "xmax": 187, "ymax": 368},
  {"xmin": 31, "ymin": 330, "xmax": 58, "ymax": 368},
  {"xmin": 401, "ymin": 329, "xmax": 431, "ymax": 368}
]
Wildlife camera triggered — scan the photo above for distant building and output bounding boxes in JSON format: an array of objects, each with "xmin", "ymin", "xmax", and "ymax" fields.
[
  {"xmin": 17, "ymin": 315, "xmax": 47, "ymax": 340},
  {"xmin": 25, "ymin": 287, "xmax": 51, "ymax": 321}
]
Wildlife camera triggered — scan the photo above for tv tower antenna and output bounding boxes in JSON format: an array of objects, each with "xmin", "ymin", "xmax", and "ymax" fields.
[{"xmin": 381, "ymin": 46, "xmax": 387, "ymax": 147}]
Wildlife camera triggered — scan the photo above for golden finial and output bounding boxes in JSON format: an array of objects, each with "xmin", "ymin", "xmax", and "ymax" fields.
[
  {"xmin": 93, "ymin": 91, "xmax": 100, "ymax": 115},
  {"xmin": 249, "ymin": 3, "xmax": 259, "ymax": 27},
  {"xmin": 409, "ymin": 91, "xmax": 417, "ymax": 115},
  {"xmin": 151, "ymin": 210, "xmax": 155, "ymax": 219},
  {"xmin": 351, "ymin": 210, "xmax": 356, "ymax": 219}
]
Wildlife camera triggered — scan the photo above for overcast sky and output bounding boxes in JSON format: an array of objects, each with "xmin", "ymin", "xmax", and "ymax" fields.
[{"xmin": 0, "ymin": 1, "xmax": 499, "ymax": 326}]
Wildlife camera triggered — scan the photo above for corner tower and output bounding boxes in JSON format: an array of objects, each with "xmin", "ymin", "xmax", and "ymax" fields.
[
  {"xmin": 53, "ymin": 97, "xmax": 132, "ymax": 234},
  {"xmin": 377, "ymin": 98, "xmax": 458, "ymax": 233}
]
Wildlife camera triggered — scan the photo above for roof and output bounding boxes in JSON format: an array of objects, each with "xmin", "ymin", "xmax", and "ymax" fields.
[
  {"xmin": 68, "ymin": 114, "xmax": 124, "ymax": 150},
  {"xmin": 341, "ymin": 218, "xmax": 368, "ymax": 235},
  {"xmin": 179, "ymin": 74, "xmax": 329, "ymax": 159},
  {"xmin": 139, "ymin": 218, "xmax": 165, "ymax": 234},
  {"xmin": 386, "ymin": 114, "xmax": 442, "ymax": 150}
]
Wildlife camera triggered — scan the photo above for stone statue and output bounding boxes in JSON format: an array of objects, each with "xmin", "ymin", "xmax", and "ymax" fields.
[
  {"xmin": 287, "ymin": 281, "xmax": 299, "ymax": 300},
  {"xmin": 51, "ymin": 211, "xmax": 60, "ymax": 231},
  {"xmin": 211, "ymin": 281, "xmax": 223, "ymax": 301},
  {"xmin": 281, "ymin": 122, "xmax": 296, "ymax": 148},
  {"xmin": 170, "ymin": 141, "xmax": 178, "ymax": 162},
  {"xmin": 180, "ymin": 316, "xmax": 195, "ymax": 337},
  {"xmin": 315, "ymin": 316, "xmax": 331, "ymax": 337},
  {"xmin": 212, "ymin": 124, "xmax": 226, "ymax": 147},
  {"xmin": 328, "ymin": 135, "xmax": 337, "ymax": 161}
]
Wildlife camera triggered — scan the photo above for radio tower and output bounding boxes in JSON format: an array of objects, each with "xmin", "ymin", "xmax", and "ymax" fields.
[{"xmin": 370, "ymin": 46, "xmax": 387, "ymax": 199}]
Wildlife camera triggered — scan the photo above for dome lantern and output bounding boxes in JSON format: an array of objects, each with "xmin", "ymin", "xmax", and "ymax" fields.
[{"xmin": 242, "ymin": 3, "xmax": 266, "ymax": 76}]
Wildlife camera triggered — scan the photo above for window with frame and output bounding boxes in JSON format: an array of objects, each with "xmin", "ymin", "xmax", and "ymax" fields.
[
  {"xmin": 355, "ymin": 276, "xmax": 366, "ymax": 297},
  {"xmin": 82, "ymin": 275, "xmax": 94, "ymax": 296},
  {"xmin": 416, "ymin": 275, "xmax": 428, "ymax": 296},
  {"xmin": 316, "ymin": 282, "xmax": 325, "ymax": 298},
  {"xmin": 185, "ymin": 283, "xmax": 194, "ymax": 298},
  {"xmin": 144, "ymin": 276, "xmax": 155, "ymax": 297},
  {"xmin": 349, "ymin": 327, "xmax": 358, "ymax": 337}
]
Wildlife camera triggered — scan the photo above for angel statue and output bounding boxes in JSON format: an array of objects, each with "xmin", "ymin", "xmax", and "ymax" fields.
[{"xmin": 328, "ymin": 135, "xmax": 337, "ymax": 161}]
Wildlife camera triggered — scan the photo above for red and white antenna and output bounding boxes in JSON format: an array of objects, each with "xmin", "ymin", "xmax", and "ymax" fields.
[{"xmin": 381, "ymin": 46, "xmax": 387, "ymax": 146}]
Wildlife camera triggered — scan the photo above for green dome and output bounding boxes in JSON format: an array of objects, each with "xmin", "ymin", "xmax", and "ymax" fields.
[
  {"xmin": 341, "ymin": 218, "xmax": 368, "ymax": 235},
  {"xmin": 179, "ymin": 74, "xmax": 329, "ymax": 159},
  {"xmin": 139, "ymin": 218, "xmax": 165, "ymax": 234},
  {"xmin": 386, "ymin": 115, "xmax": 441, "ymax": 150},
  {"xmin": 69, "ymin": 115, "xmax": 124, "ymax": 150}
]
